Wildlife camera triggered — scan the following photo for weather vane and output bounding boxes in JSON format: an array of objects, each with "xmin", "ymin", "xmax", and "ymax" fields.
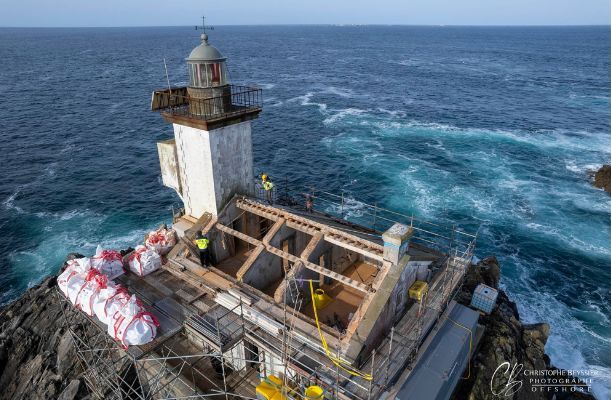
[{"xmin": 195, "ymin": 16, "xmax": 214, "ymax": 33}]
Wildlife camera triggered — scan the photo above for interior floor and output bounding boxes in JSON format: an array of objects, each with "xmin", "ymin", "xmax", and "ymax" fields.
[
  {"xmin": 261, "ymin": 274, "xmax": 285, "ymax": 297},
  {"xmin": 302, "ymin": 282, "xmax": 364, "ymax": 332},
  {"xmin": 341, "ymin": 261, "xmax": 378, "ymax": 285},
  {"xmin": 215, "ymin": 247, "xmax": 253, "ymax": 278}
]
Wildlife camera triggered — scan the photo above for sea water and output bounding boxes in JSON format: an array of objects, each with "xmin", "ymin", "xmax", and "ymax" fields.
[{"xmin": 0, "ymin": 26, "xmax": 609, "ymax": 398}]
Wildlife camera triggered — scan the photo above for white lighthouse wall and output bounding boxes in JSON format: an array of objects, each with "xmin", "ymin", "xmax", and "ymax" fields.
[
  {"xmin": 209, "ymin": 121, "xmax": 254, "ymax": 212},
  {"xmin": 173, "ymin": 124, "xmax": 217, "ymax": 217},
  {"xmin": 172, "ymin": 121, "xmax": 253, "ymax": 218}
]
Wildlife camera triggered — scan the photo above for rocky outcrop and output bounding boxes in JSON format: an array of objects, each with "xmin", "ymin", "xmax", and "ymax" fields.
[
  {"xmin": 452, "ymin": 257, "xmax": 596, "ymax": 400},
  {"xmin": 0, "ymin": 254, "xmax": 92, "ymax": 400},
  {"xmin": 592, "ymin": 164, "xmax": 611, "ymax": 193},
  {"xmin": 0, "ymin": 255, "xmax": 598, "ymax": 400}
]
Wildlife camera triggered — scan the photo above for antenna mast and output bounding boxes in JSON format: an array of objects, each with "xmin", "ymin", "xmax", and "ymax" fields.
[{"xmin": 195, "ymin": 16, "xmax": 214, "ymax": 32}]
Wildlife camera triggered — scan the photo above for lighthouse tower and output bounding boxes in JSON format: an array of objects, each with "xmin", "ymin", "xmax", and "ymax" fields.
[{"xmin": 152, "ymin": 33, "xmax": 262, "ymax": 219}]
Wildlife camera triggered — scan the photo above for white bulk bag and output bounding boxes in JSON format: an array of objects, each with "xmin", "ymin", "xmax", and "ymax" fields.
[
  {"xmin": 74, "ymin": 270, "xmax": 110, "ymax": 316},
  {"xmin": 108, "ymin": 295, "xmax": 158, "ymax": 347},
  {"xmin": 66, "ymin": 273, "xmax": 88, "ymax": 305},
  {"xmin": 58, "ymin": 257, "xmax": 91, "ymax": 296},
  {"xmin": 145, "ymin": 227, "xmax": 177, "ymax": 256},
  {"xmin": 128, "ymin": 246, "xmax": 161, "ymax": 277},
  {"xmin": 91, "ymin": 246, "xmax": 124, "ymax": 279},
  {"xmin": 93, "ymin": 285, "xmax": 130, "ymax": 325}
]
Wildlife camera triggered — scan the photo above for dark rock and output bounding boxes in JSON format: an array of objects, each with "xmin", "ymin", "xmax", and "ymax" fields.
[
  {"xmin": 60, "ymin": 253, "xmax": 85, "ymax": 273},
  {"xmin": 58, "ymin": 379, "xmax": 81, "ymax": 400},
  {"xmin": 56, "ymin": 330, "xmax": 76, "ymax": 375},
  {"xmin": 593, "ymin": 164, "xmax": 611, "ymax": 193},
  {"xmin": 451, "ymin": 258, "xmax": 596, "ymax": 400},
  {"xmin": 0, "ymin": 273, "xmax": 90, "ymax": 400},
  {"xmin": 120, "ymin": 247, "xmax": 135, "ymax": 256}
]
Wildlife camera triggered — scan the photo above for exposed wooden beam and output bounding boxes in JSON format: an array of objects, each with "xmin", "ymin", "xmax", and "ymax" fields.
[
  {"xmin": 215, "ymin": 223, "xmax": 259, "ymax": 247},
  {"xmin": 216, "ymin": 221, "xmax": 371, "ymax": 294},
  {"xmin": 325, "ymin": 235, "xmax": 384, "ymax": 262},
  {"xmin": 236, "ymin": 198, "xmax": 385, "ymax": 260},
  {"xmin": 262, "ymin": 218, "xmax": 285, "ymax": 244},
  {"xmin": 236, "ymin": 245, "xmax": 265, "ymax": 281},
  {"xmin": 265, "ymin": 246, "xmax": 370, "ymax": 294},
  {"xmin": 286, "ymin": 219, "xmax": 321, "ymax": 236},
  {"xmin": 300, "ymin": 232, "xmax": 323, "ymax": 261}
]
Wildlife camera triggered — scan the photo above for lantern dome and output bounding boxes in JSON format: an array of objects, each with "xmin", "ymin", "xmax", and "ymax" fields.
[
  {"xmin": 186, "ymin": 34, "xmax": 226, "ymax": 63},
  {"xmin": 186, "ymin": 34, "xmax": 229, "ymax": 89}
]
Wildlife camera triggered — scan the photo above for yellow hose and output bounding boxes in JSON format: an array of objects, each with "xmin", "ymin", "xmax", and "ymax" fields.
[
  {"xmin": 445, "ymin": 316, "xmax": 472, "ymax": 379},
  {"xmin": 309, "ymin": 280, "xmax": 373, "ymax": 381}
]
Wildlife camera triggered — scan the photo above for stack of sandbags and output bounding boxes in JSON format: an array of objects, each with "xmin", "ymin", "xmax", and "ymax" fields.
[
  {"xmin": 145, "ymin": 227, "xmax": 177, "ymax": 256},
  {"xmin": 107, "ymin": 295, "xmax": 159, "ymax": 348},
  {"xmin": 127, "ymin": 245, "xmax": 161, "ymax": 277},
  {"xmin": 93, "ymin": 285, "xmax": 130, "ymax": 325},
  {"xmin": 74, "ymin": 269, "xmax": 110, "ymax": 316},
  {"xmin": 57, "ymin": 248, "xmax": 160, "ymax": 348},
  {"xmin": 91, "ymin": 246, "xmax": 125, "ymax": 279},
  {"xmin": 58, "ymin": 257, "xmax": 92, "ymax": 297}
]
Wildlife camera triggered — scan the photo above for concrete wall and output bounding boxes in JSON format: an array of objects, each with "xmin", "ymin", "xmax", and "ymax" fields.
[
  {"xmin": 242, "ymin": 252, "xmax": 283, "ymax": 291},
  {"xmin": 331, "ymin": 246, "xmax": 358, "ymax": 275},
  {"xmin": 269, "ymin": 225, "xmax": 294, "ymax": 249},
  {"xmin": 172, "ymin": 121, "xmax": 253, "ymax": 218},
  {"xmin": 269, "ymin": 226, "xmax": 311, "ymax": 256},
  {"xmin": 157, "ymin": 139, "xmax": 182, "ymax": 197},
  {"xmin": 276, "ymin": 261, "xmax": 318, "ymax": 308},
  {"xmin": 209, "ymin": 201, "xmax": 241, "ymax": 263},
  {"xmin": 295, "ymin": 231, "xmax": 311, "ymax": 257},
  {"xmin": 306, "ymin": 238, "xmax": 332, "ymax": 265},
  {"xmin": 357, "ymin": 258, "xmax": 419, "ymax": 360},
  {"xmin": 209, "ymin": 122, "xmax": 254, "ymax": 212}
]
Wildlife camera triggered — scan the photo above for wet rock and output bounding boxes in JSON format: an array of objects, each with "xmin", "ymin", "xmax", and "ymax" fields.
[
  {"xmin": 593, "ymin": 164, "xmax": 611, "ymax": 193},
  {"xmin": 0, "ymin": 258, "xmax": 90, "ymax": 399},
  {"xmin": 452, "ymin": 258, "xmax": 596, "ymax": 400}
]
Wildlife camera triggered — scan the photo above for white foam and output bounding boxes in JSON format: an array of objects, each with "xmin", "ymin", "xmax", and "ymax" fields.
[
  {"xmin": 396, "ymin": 59, "xmax": 419, "ymax": 67},
  {"xmin": 2, "ymin": 188, "xmax": 25, "ymax": 214},
  {"xmin": 322, "ymin": 86, "xmax": 364, "ymax": 99},
  {"xmin": 323, "ymin": 108, "xmax": 368, "ymax": 125},
  {"xmin": 258, "ymin": 83, "xmax": 276, "ymax": 90},
  {"xmin": 264, "ymin": 97, "xmax": 284, "ymax": 107},
  {"xmin": 503, "ymin": 265, "xmax": 611, "ymax": 400},
  {"xmin": 323, "ymin": 195, "xmax": 367, "ymax": 219},
  {"xmin": 565, "ymin": 161, "xmax": 603, "ymax": 174},
  {"xmin": 377, "ymin": 108, "xmax": 407, "ymax": 118},
  {"xmin": 287, "ymin": 92, "xmax": 327, "ymax": 112}
]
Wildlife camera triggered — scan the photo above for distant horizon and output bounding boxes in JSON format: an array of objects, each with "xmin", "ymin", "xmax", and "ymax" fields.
[
  {"xmin": 1, "ymin": 0, "xmax": 609, "ymax": 28},
  {"xmin": 1, "ymin": 23, "xmax": 610, "ymax": 29}
]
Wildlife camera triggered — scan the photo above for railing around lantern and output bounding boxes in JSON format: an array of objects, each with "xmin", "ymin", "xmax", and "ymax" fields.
[{"xmin": 151, "ymin": 85, "xmax": 262, "ymax": 121}]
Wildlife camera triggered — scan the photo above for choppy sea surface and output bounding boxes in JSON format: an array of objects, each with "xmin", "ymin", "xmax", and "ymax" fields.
[{"xmin": 0, "ymin": 26, "xmax": 609, "ymax": 398}]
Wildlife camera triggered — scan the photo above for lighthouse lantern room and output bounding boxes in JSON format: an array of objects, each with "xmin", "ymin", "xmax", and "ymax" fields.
[{"xmin": 151, "ymin": 32, "xmax": 262, "ymax": 221}]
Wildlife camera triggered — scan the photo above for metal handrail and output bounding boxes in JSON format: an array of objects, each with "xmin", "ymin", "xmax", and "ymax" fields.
[
  {"xmin": 270, "ymin": 183, "xmax": 478, "ymax": 256},
  {"xmin": 152, "ymin": 84, "xmax": 262, "ymax": 121}
]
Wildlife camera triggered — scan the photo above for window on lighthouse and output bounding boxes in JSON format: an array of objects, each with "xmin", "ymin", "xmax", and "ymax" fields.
[
  {"xmin": 210, "ymin": 63, "xmax": 220, "ymax": 84},
  {"xmin": 189, "ymin": 62, "xmax": 227, "ymax": 88}
]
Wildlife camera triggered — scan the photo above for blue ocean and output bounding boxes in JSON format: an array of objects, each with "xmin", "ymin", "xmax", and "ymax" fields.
[{"xmin": 0, "ymin": 26, "xmax": 609, "ymax": 398}]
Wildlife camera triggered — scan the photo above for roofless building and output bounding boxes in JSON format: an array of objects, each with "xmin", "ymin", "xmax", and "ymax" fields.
[{"xmin": 59, "ymin": 29, "xmax": 480, "ymax": 400}]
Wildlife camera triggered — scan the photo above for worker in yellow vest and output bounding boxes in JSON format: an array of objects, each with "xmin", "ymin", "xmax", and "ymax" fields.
[
  {"xmin": 261, "ymin": 174, "xmax": 274, "ymax": 204},
  {"xmin": 195, "ymin": 231, "xmax": 210, "ymax": 266}
]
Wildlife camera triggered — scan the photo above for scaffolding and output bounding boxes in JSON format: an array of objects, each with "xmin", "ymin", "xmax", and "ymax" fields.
[{"xmin": 60, "ymin": 188, "xmax": 477, "ymax": 400}]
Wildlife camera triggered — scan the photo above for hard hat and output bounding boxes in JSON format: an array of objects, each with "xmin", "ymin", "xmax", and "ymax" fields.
[{"xmin": 262, "ymin": 174, "xmax": 268, "ymax": 180}]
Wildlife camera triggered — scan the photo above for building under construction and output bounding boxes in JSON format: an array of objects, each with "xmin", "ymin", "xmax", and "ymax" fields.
[{"xmin": 58, "ymin": 31, "xmax": 480, "ymax": 400}]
